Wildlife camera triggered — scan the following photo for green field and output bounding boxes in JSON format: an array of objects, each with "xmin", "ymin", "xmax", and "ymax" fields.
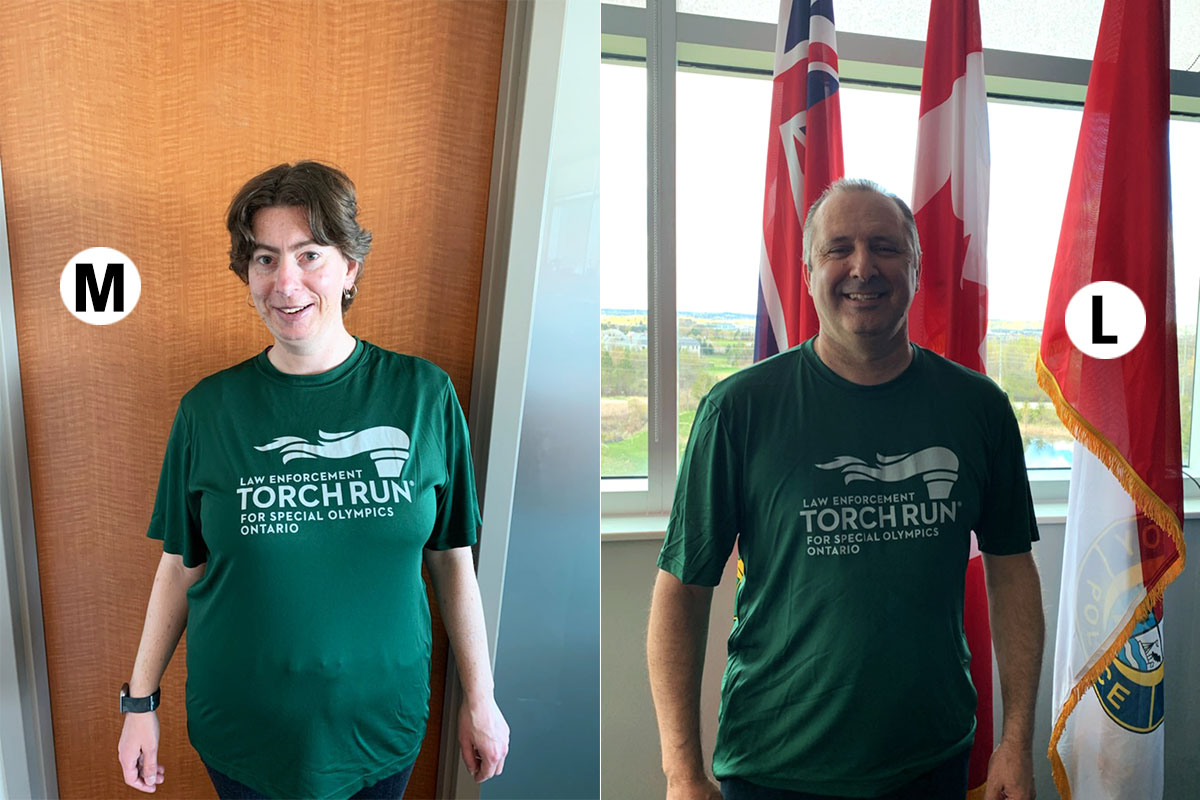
[
  {"xmin": 600, "ymin": 419, "xmax": 648, "ymax": 476},
  {"xmin": 600, "ymin": 403, "xmax": 698, "ymax": 477}
]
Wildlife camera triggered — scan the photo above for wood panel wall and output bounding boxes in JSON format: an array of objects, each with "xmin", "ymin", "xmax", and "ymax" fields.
[{"xmin": 0, "ymin": 1, "xmax": 506, "ymax": 796}]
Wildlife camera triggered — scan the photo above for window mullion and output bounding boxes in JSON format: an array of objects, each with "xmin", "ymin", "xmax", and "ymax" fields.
[
  {"xmin": 1187, "ymin": 295, "xmax": 1200, "ymax": 471},
  {"xmin": 646, "ymin": 0, "xmax": 679, "ymax": 514}
]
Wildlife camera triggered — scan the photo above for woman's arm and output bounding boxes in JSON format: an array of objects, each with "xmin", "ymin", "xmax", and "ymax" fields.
[
  {"xmin": 117, "ymin": 551, "xmax": 205, "ymax": 793},
  {"xmin": 424, "ymin": 546, "xmax": 509, "ymax": 783}
]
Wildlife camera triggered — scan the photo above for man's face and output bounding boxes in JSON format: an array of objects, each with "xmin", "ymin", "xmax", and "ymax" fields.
[{"xmin": 804, "ymin": 189, "xmax": 918, "ymax": 347}]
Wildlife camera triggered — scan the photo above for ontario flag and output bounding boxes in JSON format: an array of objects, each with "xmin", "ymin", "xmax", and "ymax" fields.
[
  {"xmin": 1037, "ymin": 1, "xmax": 1185, "ymax": 798},
  {"xmin": 753, "ymin": 0, "xmax": 843, "ymax": 361},
  {"xmin": 908, "ymin": 3, "xmax": 992, "ymax": 796}
]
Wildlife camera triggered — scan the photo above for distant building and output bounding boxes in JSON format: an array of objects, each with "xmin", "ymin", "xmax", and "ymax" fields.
[{"xmin": 602, "ymin": 328, "xmax": 629, "ymax": 350}]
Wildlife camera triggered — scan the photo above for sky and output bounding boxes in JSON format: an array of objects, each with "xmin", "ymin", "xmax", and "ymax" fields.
[{"xmin": 599, "ymin": 62, "xmax": 1200, "ymax": 328}]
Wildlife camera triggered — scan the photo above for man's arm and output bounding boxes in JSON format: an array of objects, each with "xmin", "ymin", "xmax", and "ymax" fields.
[
  {"xmin": 118, "ymin": 551, "xmax": 205, "ymax": 793},
  {"xmin": 424, "ymin": 546, "xmax": 509, "ymax": 783},
  {"xmin": 981, "ymin": 550, "xmax": 1044, "ymax": 800},
  {"xmin": 647, "ymin": 569, "xmax": 722, "ymax": 800}
]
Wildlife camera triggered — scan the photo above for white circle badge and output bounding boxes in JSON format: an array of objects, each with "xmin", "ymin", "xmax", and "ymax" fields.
[
  {"xmin": 59, "ymin": 247, "xmax": 141, "ymax": 325},
  {"xmin": 1064, "ymin": 281, "xmax": 1146, "ymax": 360}
]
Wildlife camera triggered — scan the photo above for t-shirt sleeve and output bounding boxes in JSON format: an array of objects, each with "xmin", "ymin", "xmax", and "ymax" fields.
[
  {"xmin": 425, "ymin": 377, "xmax": 482, "ymax": 550},
  {"xmin": 658, "ymin": 394, "xmax": 740, "ymax": 586},
  {"xmin": 975, "ymin": 393, "xmax": 1041, "ymax": 555},
  {"xmin": 146, "ymin": 404, "xmax": 207, "ymax": 567}
]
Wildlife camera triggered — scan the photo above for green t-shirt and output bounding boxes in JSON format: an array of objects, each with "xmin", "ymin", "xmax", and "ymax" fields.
[
  {"xmin": 659, "ymin": 339, "xmax": 1038, "ymax": 798},
  {"xmin": 148, "ymin": 339, "xmax": 480, "ymax": 799}
]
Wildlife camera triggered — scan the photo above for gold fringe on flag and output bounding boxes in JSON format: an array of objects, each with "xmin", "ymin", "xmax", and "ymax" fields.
[{"xmin": 1036, "ymin": 353, "xmax": 1187, "ymax": 800}]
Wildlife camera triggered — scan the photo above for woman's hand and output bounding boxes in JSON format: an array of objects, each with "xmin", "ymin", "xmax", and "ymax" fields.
[
  {"xmin": 119, "ymin": 553, "xmax": 202, "ymax": 793},
  {"xmin": 457, "ymin": 694, "xmax": 510, "ymax": 783},
  {"xmin": 425, "ymin": 548, "xmax": 509, "ymax": 782},
  {"xmin": 118, "ymin": 711, "xmax": 165, "ymax": 793}
]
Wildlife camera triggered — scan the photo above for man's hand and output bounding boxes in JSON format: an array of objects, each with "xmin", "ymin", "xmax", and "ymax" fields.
[
  {"xmin": 984, "ymin": 738, "xmax": 1034, "ymax": 800},
  {"xmin": 982, "ymin": 551, "xmax": 1042, "ymax": 800},
  {"xmin": 648, "ymin": 571, "xmax": 718, "ymax": 800},
  {"xmin": 666, "ymin": 774, "xmax": 722, "ymax": 800},
  {"xmin": 457, "ymin": 694, "xmax": 510, "ymax": 783},
  {"xmin": 117, "ymin": 711, "xmax": 164, "ymax": 793}
]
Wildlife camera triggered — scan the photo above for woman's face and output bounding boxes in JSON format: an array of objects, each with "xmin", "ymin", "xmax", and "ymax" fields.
[{"xmin": 247, "ymin": 206, "xmax": 359, "ymax": 349}]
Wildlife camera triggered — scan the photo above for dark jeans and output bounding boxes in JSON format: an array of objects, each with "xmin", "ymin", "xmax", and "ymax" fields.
[
  {"xmin": 720, "ymin": 747, "xmax": 971, "ymax": 800},
  {"xmin": 204, "ymin": 761, "xmax": 414, "ymax": 800}
]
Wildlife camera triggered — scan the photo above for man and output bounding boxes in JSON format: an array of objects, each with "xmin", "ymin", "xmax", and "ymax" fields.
[{"xmin": 647, "ymin": 179, "xmax": 1043, "ymax": 800}]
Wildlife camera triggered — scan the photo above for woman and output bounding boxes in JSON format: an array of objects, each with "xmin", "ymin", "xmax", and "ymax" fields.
[{"xmin": 117, "ymin": 161, "xmax": 509, "ymax": 799}]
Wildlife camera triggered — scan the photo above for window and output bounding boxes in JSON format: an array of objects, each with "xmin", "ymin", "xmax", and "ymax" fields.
[
  {"xmin": 654, "ymin": 0, "xmax": 1200, "ymax": 73},
  {"xmin": 600, "ymin": 1, "xmax": 1200, "ymax": 516},
  {"xmin": 601, "ymin": 62, "xmax": 650, "ymax": 480}
]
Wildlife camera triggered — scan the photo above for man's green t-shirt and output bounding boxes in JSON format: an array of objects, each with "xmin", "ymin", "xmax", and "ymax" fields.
[
  {"xmin": 147, "ymin": 339, "xmax": 479, "ymax": 799},
  {"xmin": 659, "ymin": 340, "xmax": 1039, "ymax": 797}
]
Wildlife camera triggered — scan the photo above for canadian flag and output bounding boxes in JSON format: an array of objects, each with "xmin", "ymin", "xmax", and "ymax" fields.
[
  {"xmin": 909, "ymin": 0, "xmax": 989, "ymax": 373},
  {"xmin": 908, "ymin": 2, "xmax": 993, "ymax": 797}
]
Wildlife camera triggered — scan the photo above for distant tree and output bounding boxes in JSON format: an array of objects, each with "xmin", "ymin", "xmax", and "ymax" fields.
[
  {"xmin": 991, "ymin": 334, "xmax": 1042, "ymax": 403},
  {"xmin": 601, "ymin": 348, "xmax": 647, "ymax": 397},
  {"xmin": 678, "ymin": 349, "xmax": 712, "ymax": 410},
  {"xmin": 1179, "ymin": 327, "xmax": 1195, "ymax": 455}
]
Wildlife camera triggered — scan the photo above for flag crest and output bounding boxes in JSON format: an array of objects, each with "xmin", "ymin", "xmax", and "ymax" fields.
[{"xmin": 1038, "ymin": 1, "xmax": 1184, "ymax": 797}]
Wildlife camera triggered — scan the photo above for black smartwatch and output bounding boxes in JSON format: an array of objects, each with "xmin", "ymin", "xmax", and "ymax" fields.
[{"xmin": 120, "ymin": 682, "xmax": 161, "ymax": 714}]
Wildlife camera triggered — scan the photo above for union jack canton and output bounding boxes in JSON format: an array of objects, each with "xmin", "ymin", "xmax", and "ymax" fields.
[{"xmin": 754, "ymin": 0, "xmax": 844, "ymax": 361}]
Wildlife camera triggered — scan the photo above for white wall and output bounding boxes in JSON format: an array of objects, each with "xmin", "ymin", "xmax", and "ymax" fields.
[{"xmin": 602, "ymin": 520, "xmax": 1200, "ymax": 799}]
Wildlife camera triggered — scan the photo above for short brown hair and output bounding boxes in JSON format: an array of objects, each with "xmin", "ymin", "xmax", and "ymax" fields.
[{"xmin": 226, "ymin": 161, "xmax": 372, "ymax": 311}]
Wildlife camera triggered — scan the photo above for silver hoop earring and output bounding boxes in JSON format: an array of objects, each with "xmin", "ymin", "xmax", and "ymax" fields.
[{"xmin": 344, "ymin": 285, "xmax": 358, "ymax": 301}]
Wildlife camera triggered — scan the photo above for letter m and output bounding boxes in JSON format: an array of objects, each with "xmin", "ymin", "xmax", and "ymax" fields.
[{"xmin": 75, "ymin": 263, "xmax": 124, "ymax": 312}]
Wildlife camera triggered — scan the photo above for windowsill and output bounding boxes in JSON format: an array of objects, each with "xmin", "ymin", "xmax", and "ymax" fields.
[
  {"xmin": 601, "ymin": 499, "xmax": 1200, "ymax": 542},
  {"xmin": 600, "ymin": 514, "xmax": 670, "ymax": 541}
]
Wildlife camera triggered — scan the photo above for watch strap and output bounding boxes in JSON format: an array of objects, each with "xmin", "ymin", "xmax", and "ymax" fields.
[{"xmin": 120, "ymin": 682, "xmax": 161, "ymax": 713}]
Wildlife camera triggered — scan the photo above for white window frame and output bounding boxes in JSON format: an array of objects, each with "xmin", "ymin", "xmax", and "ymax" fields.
[{"xmin": 600, "ymin": 0, "xmax": 1200, "ymax": 523}]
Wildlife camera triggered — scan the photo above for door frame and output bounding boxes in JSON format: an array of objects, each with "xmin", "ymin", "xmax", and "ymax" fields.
[
  {"xmin": 0, "ymin": 154, "xmax": 60, "ymax": 800},
  {"xmin": 439, "ymin": 0, "xmax": 576, "ymax": 796}
]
